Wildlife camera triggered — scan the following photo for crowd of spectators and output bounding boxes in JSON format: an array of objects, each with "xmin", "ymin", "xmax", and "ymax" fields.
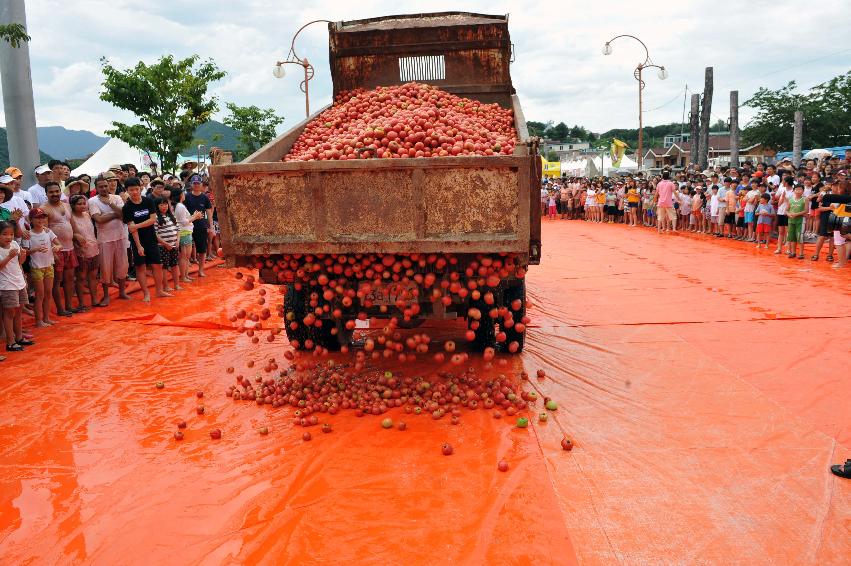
[
  {"xmin": 0, "ymin": 160, "xmax": 219, "ymax": 358},
  {"xmin": 541, "ymin": 149, "xmax": 851, "ymax": 268}
]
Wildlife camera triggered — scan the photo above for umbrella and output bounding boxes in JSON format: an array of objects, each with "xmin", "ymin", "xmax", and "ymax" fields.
[{"xmin": 804, "ymin": 149, "xmax": 832, "ymax": 159}]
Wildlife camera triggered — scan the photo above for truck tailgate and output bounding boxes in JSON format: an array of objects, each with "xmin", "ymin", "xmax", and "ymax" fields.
[{"xmin": 210, "ymin": 155, "xmax": 532, "ymax": 258}]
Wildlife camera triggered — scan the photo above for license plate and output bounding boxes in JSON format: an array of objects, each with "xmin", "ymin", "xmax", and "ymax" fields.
[{"xmin": 359, "ymin": 282, "xmax": 418, "ymax": 307}]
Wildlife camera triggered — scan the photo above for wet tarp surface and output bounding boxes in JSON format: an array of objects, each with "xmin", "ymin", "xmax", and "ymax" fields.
[{"xmin": 1, "ymin": 221, "xmax": 849, "ymax": 565}]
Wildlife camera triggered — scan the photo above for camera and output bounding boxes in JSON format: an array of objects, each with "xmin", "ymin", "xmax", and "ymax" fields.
[{"xmin": 825, "ymin": 204, "xmax": 851, "ymax": 235}]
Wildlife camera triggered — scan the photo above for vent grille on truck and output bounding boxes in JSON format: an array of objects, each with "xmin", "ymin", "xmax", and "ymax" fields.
[{"xmin": 398, "ymin": 55, "xmax": 446, "ymax": 82}]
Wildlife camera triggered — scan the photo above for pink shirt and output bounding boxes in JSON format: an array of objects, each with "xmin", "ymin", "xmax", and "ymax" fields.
[{"xmin": 656, "ymin": 180, "xmax": 675, "ymax": 207}]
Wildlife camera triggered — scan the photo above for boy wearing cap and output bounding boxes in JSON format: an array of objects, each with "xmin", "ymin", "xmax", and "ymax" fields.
[{"xmin": 184, "ymin": 175, "xmax": 213, "ymax": 277}]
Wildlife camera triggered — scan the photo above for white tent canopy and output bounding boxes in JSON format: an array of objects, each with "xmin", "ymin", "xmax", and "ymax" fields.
[
  {"xmin": 559, "ymin": 154, "xmax": 638, "ymax": 178},
  {"xmin": 71, "ymin": 138, "xmax": 152, "ymax": 177}
]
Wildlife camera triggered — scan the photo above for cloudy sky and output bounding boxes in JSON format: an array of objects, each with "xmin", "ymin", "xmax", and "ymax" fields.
[{"xmin": 2, "ymin": 0, "xmax": 850, "ymax": 139}]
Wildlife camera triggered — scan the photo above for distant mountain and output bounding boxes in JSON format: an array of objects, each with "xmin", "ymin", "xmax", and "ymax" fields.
[
  {"xmin": 0, "ymin": 120, "xmax": 241, "ymax": 170},
  {"xmin": 0, "ymin": 128, "xmax": 53, "ymax": 171},
  {"xmin": 181, "ymin": 120, "xmax": 241, "ymax": 156},
  {"xmin": 37, "ymin": 126, "xmax": 108, "ymax": 160}
]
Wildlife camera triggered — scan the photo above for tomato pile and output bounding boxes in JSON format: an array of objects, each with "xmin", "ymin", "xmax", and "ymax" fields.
[
  {"xmin": 226, "ymin": 361, "xmax": 554, "ymax": 422},
  {"xmin": 232, "ymin": 252, "xmax": 529, "ymax": 359},
  {"xmin": 284, "ymin": 82, "xmax": 517, "ymax": 161}
]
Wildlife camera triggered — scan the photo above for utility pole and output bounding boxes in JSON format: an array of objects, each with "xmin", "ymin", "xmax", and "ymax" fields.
[
  {"xmin": 698, "ymin": 67, "xmax": 713, "ymax": 171},
  {"xmin": 0, "ymin": 0, "xmax": 40, "ymax": 188},
  {"xmin": 792, "ymin": 111, "xmax": 803, "ymax": 168},
  {"xmin": 689, "ymin": 93, "xmax": 700, "ymax": 170},
  {"xmin": 729, "ymin": 90, "xmax": 739, "ymax": 169}
]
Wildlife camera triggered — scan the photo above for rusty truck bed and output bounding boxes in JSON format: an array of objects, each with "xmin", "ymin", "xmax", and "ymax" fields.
[{"xmin": 209, "ymin": 13, "xmax": 541, "ymax": 266}]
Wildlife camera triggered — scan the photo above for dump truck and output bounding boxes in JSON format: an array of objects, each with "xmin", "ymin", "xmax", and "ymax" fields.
[{"xmin": 209, "ymin": 12, "xmax": 541, "ymax": 352}]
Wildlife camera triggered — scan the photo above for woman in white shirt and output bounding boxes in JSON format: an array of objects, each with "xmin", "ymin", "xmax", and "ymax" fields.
[{"xmin": 171, "ymin": 189, "xmax": 201, "ymax": 283}]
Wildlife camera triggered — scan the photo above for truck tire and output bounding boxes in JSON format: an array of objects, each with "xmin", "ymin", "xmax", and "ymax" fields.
[
  {"xmin": 313, "ymin": 319, "xmax": 342, "ymax": 351},
  {"xmin": 286, "ymin": 284, "xmax": 347, "ymax": 351},
  {"xmin": 284, "ymin": 284, "xmax": 309, "ymax": 349},
  {"xmin": 468, "ymin": 297, "xmax": 497, "ymax": 352},
  {"xmin": 500, "ymin": 281, "xmax": 526, "ymax": 353}
]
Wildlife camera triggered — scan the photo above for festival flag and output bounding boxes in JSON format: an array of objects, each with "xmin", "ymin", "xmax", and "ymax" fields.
[{"xmin": 610, "ymin": 138, "xmax": 628, "ymax": 167}]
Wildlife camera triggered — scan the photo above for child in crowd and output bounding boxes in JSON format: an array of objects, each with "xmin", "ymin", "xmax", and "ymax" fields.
[
  {"xmin": 605, "ymin": 188, "xmax": 617, "ymax": 223},
  {"xmin": 547, "ymin": 191, "xmax": 557, "ymax": 220},
  {"xmin": 786, "ymin": 184, "xmax": 807, "ymax": 259},
  {"xmin": 709, "ymin": 186, "xmax": 720, "ymax": 235},
  {"xmin": 755, "ymin": 194, "xmax": 775, "ymax": 249},
  {"xmin": 28, "ymin": 208, "xmax": 61, "ymax": 327},
  {"xmin": 744, "ymin": 183, "xmax": 761, "ymax": 241},
  {"xmin": 735, "ymin": 190, "xmax": 747, "ymax": 239},
  {"xmin": 0, "ymin": 221, "xmax": 33, "ymax": 353},
  {"xmin": 154, "ymin": 197, "xmax": 182, "ymax": 291},
  {"xmin": 724, "ymin": 182, "xmax": 737, "ymax": 238},
  {"xmin": 679, "ymin": 187, "xmax": 692, "ymax": 228},
  {"xmin": 69, "ymin": 195, "xmax": 100, "ymax": 310},
  {"xmin": 595, "ymin": 186, "xmax": 606, "ymax": 221},
  {"xmin": 172, "ymin": 189, "xmax": 201, "ymax": 283},
  {"xmin": 642, "ymin": 189, "xmax": 654, "ymax": 226},
  {"xmin": 691, "ymin": 188, "xmax": 703, "ymax": 232},
  {"xmin": 626, "ymin": 185, "xmax": 640, "ymax": 226},
  {"xmin": 585, "ymin": 186, "xmax": 596, "ymax": 222}
]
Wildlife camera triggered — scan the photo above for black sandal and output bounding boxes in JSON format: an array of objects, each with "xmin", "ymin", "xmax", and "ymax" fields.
[
  {"xmin": 830, "ymin": 459, "xmax": 851, "ymax": 479},
  {"xmin": 17, "ymin": 339, "xmax": 35, "ymax": 346},
  {"xmin": 6, "ymin": 343, "xmax": 24, "ymax": 352}
]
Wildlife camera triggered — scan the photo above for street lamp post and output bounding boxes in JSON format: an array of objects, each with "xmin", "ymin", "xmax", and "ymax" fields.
[
  {"xmin": 273, "ymin": 19, "xmax": 332, "ymax": 118},
  {"xmin": 602, "ymin": 35, "xmax": 667, "ymax": 171}
]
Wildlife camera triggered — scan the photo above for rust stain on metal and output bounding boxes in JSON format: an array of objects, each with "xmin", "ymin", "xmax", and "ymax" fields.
[
  {"xmin": 422, "ymin": 167, "xmax": 518, "ymax": 236},
  {"xmin": 223, "ymin": 173, "xmax": 314, "ymax": 238},
  {"xmin": 323, "ymin": 170, "xmax": 415, "ymax": 241}
]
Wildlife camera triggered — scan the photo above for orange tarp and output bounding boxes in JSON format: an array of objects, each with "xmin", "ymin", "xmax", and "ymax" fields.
[{"xmin": 1, "ymin": 221, "xmax": 849, "ymax": 564}]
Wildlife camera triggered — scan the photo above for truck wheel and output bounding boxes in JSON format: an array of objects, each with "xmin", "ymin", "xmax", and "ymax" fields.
[
  {"xmin": 500, "ymin": 281, "xmax": 526, "ymax": 353},
  {"xmin": 312, "ymin": 320, "xmax": 342, "ymax": 351},
  {"xmin": 468, "ymin": 297, "xmax": 496, "ymax": 352},
  {"xmin": 284, "ymin": 284, "xmax": 309, "ymax": 349}
]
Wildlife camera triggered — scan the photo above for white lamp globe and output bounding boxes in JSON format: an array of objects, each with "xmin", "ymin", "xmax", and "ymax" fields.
[
  {"xmin": 602, "ymin": 43, "xmax": 612, "ymax": 56},
  {"xmin": 272, "ymin": 64, "xmax": 286, "ymax": 79},
  {"xmin": 658, "ymin": 67, "xmax": 669, "ymax": 80}
]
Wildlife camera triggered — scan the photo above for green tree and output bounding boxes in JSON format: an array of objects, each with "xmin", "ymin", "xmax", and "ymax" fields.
[
  {"xmin": 544, "ymin": 150, "xmax": 559, "ymax": 162},
  {"xmin": 569, "ymin": 124, "xmax": 591, "ymax": 141},
  {"xmin": 0, "ymin": 23, "xmax": 29, "ymax": 47},
  {"xmin": 223, "ymin": 103, "xmax": 285, "ymax": 159},
  {"xmin": 99, "ymin": 54, "xmax": 226, "ymax": 173},
  {"xmin": 526, "ymin": 121, "xmax": 549, "ymax": 138},
  {"xmin": 805, "ymin": 71, "xmax": 851, "ymax": 147},
  {"xmin": 547, "ymin": 122, "xmax": 569, "ymax": 141},
  {"xmin": 710, "ymin": 119, "xmax": 727, "ymax": 132},
  {"xmin": 742, "ymin": 72, "xmax": 851, "ymax": 150}
]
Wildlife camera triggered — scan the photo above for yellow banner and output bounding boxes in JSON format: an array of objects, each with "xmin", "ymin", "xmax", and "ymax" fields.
[
  {"xmin": 540, "ymin": 156, "xmax": 561, "ymax": 178},
  {"xmin": 610, "ymin": 138, "xmax": 628, "ymax": 168}
]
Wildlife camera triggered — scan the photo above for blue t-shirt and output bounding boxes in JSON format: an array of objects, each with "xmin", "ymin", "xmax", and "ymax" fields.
[{"xmin": 756, "ymin": 203, "xmax": 774, "ymax": 224}]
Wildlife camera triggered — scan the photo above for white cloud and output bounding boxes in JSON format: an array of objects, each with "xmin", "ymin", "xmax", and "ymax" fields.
[{"xmin": 1, "ymin": 0, "xmax": 848, "ymax": 139}]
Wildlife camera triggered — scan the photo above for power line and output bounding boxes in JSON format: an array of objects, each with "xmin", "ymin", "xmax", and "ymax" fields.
[
  {"xmin": 715, "ymin": 47, "xmax": 851, "ymax": 107},
  {"xmin": 645, "ymin": 86, "xmax": 688, "ymax": 113}
]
